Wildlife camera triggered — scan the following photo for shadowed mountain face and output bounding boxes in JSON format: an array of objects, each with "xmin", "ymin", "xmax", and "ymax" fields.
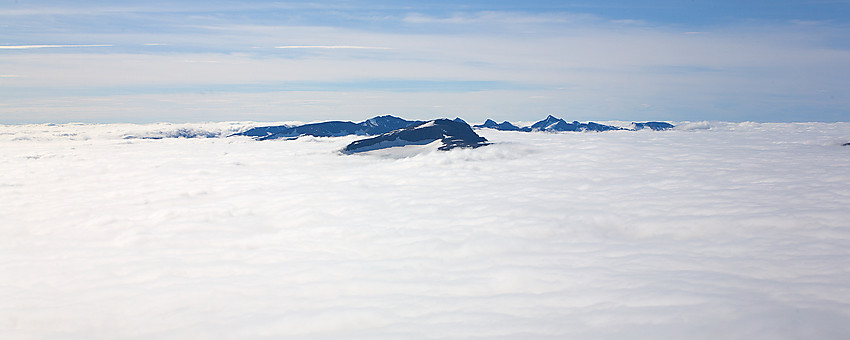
[
  {"xmin": 342, "ymin": 119, "xmax": 489, "ymax": 154},
  {"xmin": 362, "ymin": 115, "xmax": 419, "ymax": 132},
  {"xmin": 233, "ymin": 115, "xmax": 421, "ymax": 140},
  {"xmin": 632, "ymin": 122, "xmax": 675, "ymax": 131},
  {"xmin": 528, "ymin": 115, "xmax": 623, "ymax": 132}
]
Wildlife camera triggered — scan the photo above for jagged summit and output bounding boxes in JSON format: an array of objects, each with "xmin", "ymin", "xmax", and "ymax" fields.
[
  {"xmin": 530, "ymin": 115, "xmax": 568, "ymax": 131},
  {"xmin": 528, "ymin": 115, "xmax": 623, "ymax": 132},
  {"xmin": 474, "ymin": 119, "xmax": 521, "ymax": 131},
  {"xmin": 474, "ymin": 115, "xmax": 674, "ymax": 132},
  {"xmin": 342, "ymin": 119, "xmax": 489, "ymax": 154},
  {"xmin": 477, "ymin": 119, "xmax": 499, "ymax": 128}
]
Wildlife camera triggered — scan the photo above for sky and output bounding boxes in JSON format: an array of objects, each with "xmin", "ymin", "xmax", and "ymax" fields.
[{"xmin": 1, "ymin": 0, "xmax": 849, "ymax": 123}]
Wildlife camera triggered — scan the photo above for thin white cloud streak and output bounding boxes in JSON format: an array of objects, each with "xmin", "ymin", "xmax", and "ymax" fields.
[
  {"xmin": 4, "ymin": 28, "xmax": 847, "ymax": 94},
  {"xmin": 2, "ymin": 47, "xmax": 847, "ymax": 122},
  {"xmin": 4, "ymin": 26, "xmax": 847, "ymax": 85},
  {"xmin": 0, "ymin": 53, "xmax": 491, "ymax": 86},
  {"xmin": 0, "ymin": 44, "xmax": 111, "ymax": 49},
  {"xmin": 2, "ymin": 17, "xmax": 843, "ymax": 75},
  {"xmin": 0, "ymin": 6, "xmax": 142, "ymax": 16},
  {"xmin": 403, "ymin": 11, "xmax": 596, "ymax": 25},
  {"xmin": 0, "ymin": 2, "xmax": 341, "ymax": 17},
  {"xmin": 275, "ymin": 45, "xmax": 393, "ymax": 50}
]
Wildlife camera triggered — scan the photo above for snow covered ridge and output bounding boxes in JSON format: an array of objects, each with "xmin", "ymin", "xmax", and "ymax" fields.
[{"xmin": 342, "ymin": 119, "xmax": 490, "ymax": 154}]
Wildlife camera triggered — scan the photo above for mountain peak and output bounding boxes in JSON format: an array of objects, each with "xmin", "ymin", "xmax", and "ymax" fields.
[
  {"xmin": 531, "ymin": 115, "xmax": 567, "ymax": 131},
  {"xmin": 474, "ymin": 119, "xmax": 499, "ymax": 129},
  {"xmin": 343, "ymin": 119, "xmax": 489, "ymax": 155}
]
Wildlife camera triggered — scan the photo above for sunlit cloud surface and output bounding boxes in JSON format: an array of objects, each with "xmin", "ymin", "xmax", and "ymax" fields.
[{"xmin": 1, "ymin": 121, "xmax": 849, "ymax": 337}]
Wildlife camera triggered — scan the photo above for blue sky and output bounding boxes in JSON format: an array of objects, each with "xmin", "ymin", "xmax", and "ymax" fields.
[{"xmin": 1, "ymin": 0, "xmax": 849, "ymax": 123}]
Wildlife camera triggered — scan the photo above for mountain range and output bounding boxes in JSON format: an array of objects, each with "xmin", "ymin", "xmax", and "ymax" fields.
[
  {"xmin": 233, "ymin": 115, "xmax": 674, "ymax": 141},
  {"xmin": 474, "ymin": 115, "xmax": 674, "ymax": 132},
  {"xmin": 231, "ymin": 115, "xmax": 674, "ymax": 154},
  {"xmin": 232, "ymin": 115, "xmax": 421, "ymax": 140}
]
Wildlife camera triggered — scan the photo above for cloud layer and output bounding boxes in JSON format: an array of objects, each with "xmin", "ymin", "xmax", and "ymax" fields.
[{"xmin": 1, "ymin": 122, "xmax": 850, "ymax": 338}]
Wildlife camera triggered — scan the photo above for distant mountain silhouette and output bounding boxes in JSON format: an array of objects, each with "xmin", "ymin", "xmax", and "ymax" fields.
[
  {"xmin": 232, "ymin": 114, "xmax": 675, "ymax": 141},
  {"xmin": 474, "ymin": 119, "xmax": 522, "ymax": 131},
  {"xmin": 232, "ymin": 115, "xmax": 421, "ymax": 140},
  {"xmin": 526, "ymin": 115, "xmax": 623, "ymax": 132},
  {"xmin": 342, "ymin": 119, "xmax": 489, "ymax": 154},
  {"xmin": 631, "ymin": 122, "xmax": 675, "ymax": 131},
  {"xmin": 473, "ymin": 115, "xmax": 674, "ymax": 132}
]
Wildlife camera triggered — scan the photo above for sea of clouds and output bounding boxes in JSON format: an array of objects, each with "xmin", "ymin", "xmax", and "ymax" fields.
[{"xmin": 2, "ymin": 121, "xmax": 849, "ymax": 339}]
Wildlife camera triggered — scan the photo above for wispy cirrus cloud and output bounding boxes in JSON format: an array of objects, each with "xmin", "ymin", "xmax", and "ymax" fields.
[
  {"xmin": 0, "ymin": 1, "xmax": 848, "ymax": 123},
  {"xmin": 0, "ymin": 44, "xmax": 111, "ymax": 50},
  {"xmin": 275, "ymin": 45, "xmax": 393, "ymax": 50},
  {"xmin": 403, "ymin": 11, "xmax": 595, "ymax": 25}
]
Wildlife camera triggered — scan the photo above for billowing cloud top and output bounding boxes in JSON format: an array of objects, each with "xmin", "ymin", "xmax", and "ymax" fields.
[{"xmin": 2, "ymin": 121, "xmax": 850, "ymax": 337}]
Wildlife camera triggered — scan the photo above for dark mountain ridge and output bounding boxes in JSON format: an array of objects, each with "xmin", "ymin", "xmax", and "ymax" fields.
[
  {"xmin": 474, "ymin": 119, "xmax": 522, "ymax": 131},
  {"xmin": 631, "ymin": 121, "xmax": 676, "ymax": 131},
  {"xmin": 232, "ymin": 115, "xmax": 421, "ymax": 140},
  {"xmin": 231, "ymin": 114, "xmax": 675, "ymax": 142},
  {"xmin": 475, "ymin": 115, "xmax": 674, "ymax": 132},
  {"xmin": 342, "ymin": 119, "xmax": 489, "ymax": 154}
]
